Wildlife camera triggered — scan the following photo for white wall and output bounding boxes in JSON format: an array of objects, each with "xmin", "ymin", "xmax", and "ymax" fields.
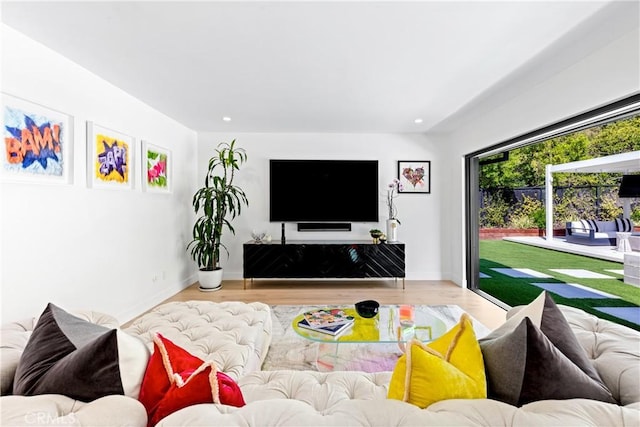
[
  {"xmin": 0, "ymin": 26, "xmax": 198, "ymax": 324},
  {"xmin": 438, "ymin": 28, "xmax": 640, "ymax": 287},
  {"xmin": 3, "ymin": 17, "xmax": 636, "ymax": 323},
  {"xmin": 197, "ymin": 132, "xmax": 445, "ymax": 280}
]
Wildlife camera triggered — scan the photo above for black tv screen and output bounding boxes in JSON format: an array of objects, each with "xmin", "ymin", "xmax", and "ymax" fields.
[
  {"xmin": 270, "ymin": 160, "xmax": 379, "ymax": 222},
  {"xmin": 619, "ymin": 174, "xmax": 640, "ymax": 198}
]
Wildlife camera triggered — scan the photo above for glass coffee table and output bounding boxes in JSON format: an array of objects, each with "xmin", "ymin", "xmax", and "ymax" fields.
[{"xmin": 291, "ymin": 305, "xmax": 448, "ymax": 371}]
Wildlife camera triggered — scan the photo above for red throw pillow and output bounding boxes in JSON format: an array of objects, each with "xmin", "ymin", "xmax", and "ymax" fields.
[{"xmin": 138, "ymin": 333, "xmax": 245, "ymax": 426}]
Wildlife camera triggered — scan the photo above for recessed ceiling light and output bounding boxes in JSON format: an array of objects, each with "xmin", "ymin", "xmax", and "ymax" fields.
[
  {"xmin": 414, "ymin": 118, "xmax": 423, "ymax": 124},
  {"xmin": 222, "ymin": 116, "xmax": 232, "ymax": 122}
]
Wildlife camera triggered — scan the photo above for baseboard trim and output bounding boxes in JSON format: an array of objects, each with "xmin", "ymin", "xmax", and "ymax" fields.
[{"xmin": 117, "ymin": 274, "xmax": 196, "ymax": 324}]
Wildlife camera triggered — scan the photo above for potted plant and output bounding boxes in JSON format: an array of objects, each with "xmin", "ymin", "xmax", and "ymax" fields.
[
  {"xmin": 369, "ymin": 228, "xmax": 384, "ymax": 244},
  {"xmin": 187, "ymin": 140, "xmax": 249, "ymax": 291},
  {"xmin": 386, "ymin": 178, "xmax": 402, "ymax": 242}
]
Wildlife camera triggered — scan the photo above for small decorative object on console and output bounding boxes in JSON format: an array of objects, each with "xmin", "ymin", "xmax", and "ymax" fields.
[
  {"xmin": 386, "ymin": 178, "xmax": 402, "ymax": 242},
  {"xmin": 355, "ymin": 300, "xmax": 380, "ymax": 318},
  {"xmin": 386, "ymin": 178, "xmax": 402, "ymax": 220},
  {"xmin": 369, "ymin": 229, "xmax": 383, "ymax": 243},
  {"xmin": 251, "ymin": 230, "xmax": 266, "ymax": 243}
]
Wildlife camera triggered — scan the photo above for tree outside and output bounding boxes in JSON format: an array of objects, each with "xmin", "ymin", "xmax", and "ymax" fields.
[{"xmin": 479, "ymin": 116, "xmax": 640, "ymax": 231}]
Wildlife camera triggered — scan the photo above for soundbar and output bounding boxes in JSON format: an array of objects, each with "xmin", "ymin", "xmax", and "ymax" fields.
[{"xmin": 297, "ymin": 222, "xmax": 352, "ymax": 232}]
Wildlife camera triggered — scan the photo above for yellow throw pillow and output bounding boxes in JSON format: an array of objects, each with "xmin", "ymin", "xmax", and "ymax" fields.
[{"xmin": 387, "ymin": 313, "xmax": 486, "ymax": 408}]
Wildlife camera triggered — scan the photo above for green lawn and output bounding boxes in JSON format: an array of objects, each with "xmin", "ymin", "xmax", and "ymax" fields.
[{"xmin": 479, "ymin": 240, "xmax": 640, "ymax": 331}]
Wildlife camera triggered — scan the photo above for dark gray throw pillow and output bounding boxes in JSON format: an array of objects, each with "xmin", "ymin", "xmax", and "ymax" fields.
[
  {"xmin": 500, "ymin": 292, "xmax": 606, "ymax": 386},
  {"xmin": 480, "ymin": 317, "xmax": 616, "ymax": 406},
  {"xmin": 535, "ymin": 292, "xmax": 604, "ymax": 385},
  {"xmin": 13, "ymin": 303, "xmax": 149, "ymax": 402}
]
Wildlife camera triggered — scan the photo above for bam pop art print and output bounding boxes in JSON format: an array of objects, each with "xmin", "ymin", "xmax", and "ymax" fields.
[
  {"xmin": 2, "ymin": 94, "xmax": 73, "ymax": 184},
  {"xmin": 87, "ymin": 122, "xmax": 134, "ymax": 190}
]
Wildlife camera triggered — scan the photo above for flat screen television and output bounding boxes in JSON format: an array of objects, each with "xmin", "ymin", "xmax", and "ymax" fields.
[
  {"xmin": 619, "ymin": 174, "xmax": 640, "ymax": 198},
  {"xmin": 270, "ymin": 159, "xmax": 379, "ymax": 222}
]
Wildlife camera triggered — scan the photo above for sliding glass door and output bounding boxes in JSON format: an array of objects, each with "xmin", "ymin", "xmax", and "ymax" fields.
[{"xmin": 465, "ymin": 94, "xmax": 640, "ymax": 302}]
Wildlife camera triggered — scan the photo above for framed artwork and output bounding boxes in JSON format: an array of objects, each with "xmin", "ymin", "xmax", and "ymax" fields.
[
  {"xmin": 141, "ymin": 141, "xmax": 171, "ymax": 193},
  {"xmin": 1, "ymin": 94, "xmax": 73, "ymax": 184},
  {"xmin": 87, "ymin": 122, "xmax": 134, "ymax": 190},
  {"xmin": 398, "ymin": 160, "xmax": 431, "ymax": 193}
]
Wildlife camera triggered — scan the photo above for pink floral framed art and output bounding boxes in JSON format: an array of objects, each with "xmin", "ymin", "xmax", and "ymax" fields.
[{"xmin": 142, "ymin": 141, "xmax": 171, "ymax": 193}]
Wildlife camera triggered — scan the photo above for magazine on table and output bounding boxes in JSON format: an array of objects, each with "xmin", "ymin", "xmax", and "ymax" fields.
[
  {"xmin": 297, "ymin": 318, "xmax": 355, "ymax": 336},
  {"xmin": 302, "ymin": 308, "xmax": 355, "ymax": 328}
]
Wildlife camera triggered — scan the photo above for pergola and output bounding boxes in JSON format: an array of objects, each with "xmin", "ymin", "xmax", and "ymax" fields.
[{"xmin": 544, "ymin": 150, "xmax": 640, "ymax": 240}]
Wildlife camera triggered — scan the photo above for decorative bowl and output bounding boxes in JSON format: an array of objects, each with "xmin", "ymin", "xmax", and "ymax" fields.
[
  {"xmin": 369, "ymin": 228, "xmax": 383, "ymax": 238},
  {"xmin": 355, "ymin": 300, "xmax": 380, "ymax": 318}
]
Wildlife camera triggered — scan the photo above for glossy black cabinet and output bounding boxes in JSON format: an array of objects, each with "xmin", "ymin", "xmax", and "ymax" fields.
[{"xmin": 243, "ymin": 240, "xmax": 405, "ymax": 288}]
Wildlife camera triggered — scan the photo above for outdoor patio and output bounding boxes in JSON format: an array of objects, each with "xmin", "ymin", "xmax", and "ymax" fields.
[{"xmin": 503, "ymin": 236, "xmax": 624, "ymax": 262}]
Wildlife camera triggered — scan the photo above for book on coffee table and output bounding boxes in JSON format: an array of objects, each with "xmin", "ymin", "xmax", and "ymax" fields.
[
  {"xmin": 302, "ymin": 308, "xmax": 355, "ymax": 328},
  {"xmin": 297, "ymin": 318, "xmax": 355, "ymax": 336}
]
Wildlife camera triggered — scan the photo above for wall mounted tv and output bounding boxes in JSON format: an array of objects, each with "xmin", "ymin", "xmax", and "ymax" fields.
[
  {"xmin": 619, "ymin": 174, "xmax": 640, "ymax": 198},
  {"xmin": 269, "ymin": 159, "xmax": 379, "ymax": 222}
]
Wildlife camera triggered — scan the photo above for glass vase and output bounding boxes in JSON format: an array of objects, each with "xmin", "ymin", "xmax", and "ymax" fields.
[{"xmin": 386, "ymin": 219, "xmax": 399, "ymax": 242}]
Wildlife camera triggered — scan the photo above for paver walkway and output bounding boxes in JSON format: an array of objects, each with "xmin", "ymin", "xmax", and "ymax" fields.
[
  {"xmin": 594, "ymin": 307, "xmax": 640, "ymax": 325},
  {"xmin": 530, "ymin": 282, "xmax": 619, "ymax": 299},
  {"xmin": 490, "ymin": 268, "xmax": 552, "ymax": 279},
  {"xmin": 550, "ymin": 269, "xmax": 615, "ymax": 279}
]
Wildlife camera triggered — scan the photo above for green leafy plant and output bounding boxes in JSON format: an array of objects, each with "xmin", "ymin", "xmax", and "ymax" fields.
[
  {"xmin": 598, "ymin": 191, "xmax": 623, "ymax": 220},
  {"xmin": 506, "ymin": 215, "xmax": 533, "ymax": 229},
  {"xmin": 187, "ymin": 140, "xmax": 249, "ymax": 270},
  {"xmin": 507, "ymin": 195, "xmax": 543, "ymax": 229},
  {"xmin": 554, "ymin": 187, "xmax": 596, "ymax": 227},
  {"xmin": 531, "ymin": 207, "xmax": 546, "ymax": 229},
  {"xmin": 479, "ymin": 191, "xmax": 510, "ymax": 228}
]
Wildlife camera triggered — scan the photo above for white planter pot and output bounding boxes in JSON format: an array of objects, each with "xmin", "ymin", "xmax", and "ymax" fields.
[
  {"xmin": 198, "ymin": 268, "xmax": 223, "ymax": 291},
  {"xmin": 386, "ymin": 219, "xmax": 399, "ymax": 242}
]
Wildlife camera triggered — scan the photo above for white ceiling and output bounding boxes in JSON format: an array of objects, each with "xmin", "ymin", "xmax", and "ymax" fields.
[{"xmin": 2, "ymin": 1, "xmax": 638, "ymax": 133}]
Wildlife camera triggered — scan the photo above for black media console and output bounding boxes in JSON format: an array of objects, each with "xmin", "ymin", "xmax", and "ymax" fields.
[{"xmin": 242, "ymin": 240, "xmax": 406, "ymax": 289}]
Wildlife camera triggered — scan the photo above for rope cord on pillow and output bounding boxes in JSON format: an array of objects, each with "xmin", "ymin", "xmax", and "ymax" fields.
[{"xmin": 153, "ymin": 333, "xmax": 221, "ymax": 404}]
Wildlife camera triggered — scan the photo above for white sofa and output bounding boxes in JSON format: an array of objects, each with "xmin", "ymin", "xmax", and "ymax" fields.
[
  {"xmin": 1, "ymin": 302, "xmax": 639, "ymax": 426},
  {"xmin": 0, "ymin": 310, "xmax": 148, "ymax": 426},
  {"xmin": 566, "ymin": 220, "xmax": 617, "ymax": 245},
  {"xmin": 565, "ymin": 219, "xmax": 638, "ymax": 246}
]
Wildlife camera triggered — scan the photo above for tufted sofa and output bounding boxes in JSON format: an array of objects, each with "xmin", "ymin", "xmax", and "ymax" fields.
[
  {"xmin": 154, "ymin": 304, "xmax": 640, "ymax": 426},
  {"xmin": 0, "ymin": 301, "xmax": 273, "ymax": 426},
  {"xmin": 0, "ymin": 310, "xmax": 148, "ymax": 426},
  {"xmin": 1, "ymin": 301, "xmax": 639, "ymax": 426},
  {"xmin": 123, "ymin": 301, "xmax": 273, "ymax": 380}
]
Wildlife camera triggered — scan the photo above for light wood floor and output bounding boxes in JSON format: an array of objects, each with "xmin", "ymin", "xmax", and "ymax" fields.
[{"xmin": 147, "ymin": 279, "xmax": 507, "ymax": 330}]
